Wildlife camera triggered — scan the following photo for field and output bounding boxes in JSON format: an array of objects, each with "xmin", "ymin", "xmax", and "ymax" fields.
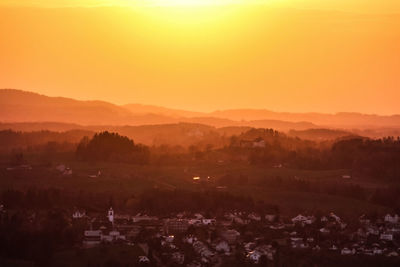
[{"xmin": 0, "ymin": 156, "xmax": 392, "ymax": 217}]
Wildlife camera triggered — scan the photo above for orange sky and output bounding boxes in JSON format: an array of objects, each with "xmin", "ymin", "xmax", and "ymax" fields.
[{"xmin": 0, "ymin": 0, "xmax": 399, "ymax": 114}]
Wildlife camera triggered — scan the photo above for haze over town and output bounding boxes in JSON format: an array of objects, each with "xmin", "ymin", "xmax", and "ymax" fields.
[{"xmin": 1, "ymin": 1, "xmax": 400, "ymax": 267}]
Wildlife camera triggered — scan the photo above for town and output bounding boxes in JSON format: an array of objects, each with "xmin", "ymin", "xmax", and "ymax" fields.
[{"xmin": 69, "ymin": 206, "xmax": 400, "ymax": 266}]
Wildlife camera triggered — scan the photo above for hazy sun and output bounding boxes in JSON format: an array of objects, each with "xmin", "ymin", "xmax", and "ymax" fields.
[
  {"xmin": 147, "ymin": 0, "xmax": 216, "ymax": 6},
  {"xmin": 133, "ymin": 0, "xmax": 246, "ymax": 7},
  {"xmin": 122, "ymin": 0, "xmax": 248, "ymax": 29}
]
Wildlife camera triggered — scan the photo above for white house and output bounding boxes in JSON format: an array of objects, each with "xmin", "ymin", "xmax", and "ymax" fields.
[
  {"xmin": 380, "ymin": 233, "xmax": 394, "ymax": 241},
  {"xmin": 202, "ymin": 219, "xmax": 216, "ymax": 225},
  {"xmin": 373, "ymin": 248, "xmax": 384, "ymax": 255},
  {"xmin": 253, "ymin": 138, "xmax": 266, "ymax": 148},
  {"xmin": 269, "ymin": 224, "xmax": 285, "ymax": 230},
  {"xmin": 138, "ymin": 256, "xmax": 150, "ymax": 263},
  {"xmin": 63, "ymin": 168, "xmax": 72, "ymax": 176},
  {"xmin": 341, "ymin": 248, "xmax": 355, "ymax": 255},
  {"xmin": 386, "ymin": 251, "xmax": 399, "ymax": 257},
  {"xmin": 88, "ymin": 171, "xmax": 101, "ymax": 178},
  {"xmin": 319, "ymin": 228, "xmax": 330, "ymax": 234},
  {"xmin": 248, "ymin": 213, "xmax": 261, "ymax": 221},
  {"xmin": 366, "ymin": 226, "xmax": 379, "ymax": 236},
  {"xmin": 132, "ymin": 214, "xmax": 157, "ymax": 223},
  {"xmin": 292, "ymin": 214, "xmax": 307, "ymax": 223},
  {"xmin": 329, "ymin": 245, "xmax": 338, "ymax": 251},
  {"xmin": 72, "ymin": 209, "xmax": 86, "ymax": 219},
  {"xmin": 194, "ymin": 213, "xmax": 204, "ymax": 219},
  {"xmin": 234, "ymin": 216, "xmax": 246, "ymax": 225},
  {"xmin": 215, "ymin": 240, "xmax": 230, "ymax": 254},
  {"xmin": 265, "ymin": 214, "xmax": 276, "ymax": 222},
  {"xmin": 56, "ymin": 164, "xmax": 72, "ymax": 176},
  {"xmin": 56, "ymin": 164, "xmax": 66, "ymax": 172},
  {"xmin": 313, "ymin": 245, "xmax": 321, "ymax": 251},
  {"xmin": 330, "ymin": 212, "xmax": 341, "ymax": 223},
  {"xmin": 83, "ymin": 230, "xmax": 102, "ymax": 248},
  {"xmin": 384, "ymin": 214, "xmax": 399, "ymax": 224},
  {"xmin": 292, "ymin": 214, "xmax": 315, "ymax": 225},
  {"xmin": 188, "ymin": 219, "xmax": 203, "ymax": 226},
  {"xmin": 183, "ymin": 235, "xmax": 196, "ymax": 244},
  {"xmin": 101, "ymin": 230, "xmax": 126, "ymax": 242},
  {"xmin": 290, "ymin": 237, "xmax": 304, "ymax": 249}
]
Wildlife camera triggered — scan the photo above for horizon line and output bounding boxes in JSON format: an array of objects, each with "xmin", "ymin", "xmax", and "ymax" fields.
[{"xmin": 1, "ymin": 88, "xmax": 400, "ymax": 117}]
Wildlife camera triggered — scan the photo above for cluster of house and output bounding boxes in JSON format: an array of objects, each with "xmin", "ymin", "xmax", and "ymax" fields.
[
  {"xmin": 239, "ymin": 137, "xmax": 266, "ymax": 148},
  {"xmin": 286, "ymin": 212, "xmax": 400, "ymax": 257},
  {"xmin": 80, "ymin": 208, "xmax": 161, "ymax": 248},
  {"xmin": 75, "ymin": 208, "xmax": 400, "ymax": 266}
]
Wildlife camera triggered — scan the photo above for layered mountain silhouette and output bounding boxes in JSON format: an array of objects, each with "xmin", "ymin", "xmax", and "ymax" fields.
[
  {"xmin": 211, "ymin": 109, "xmax": 400, "ymax": 129},
  {"xmin": 1, "ymin": 89, "xmax": 400, "ymax": 135},
  {"xmin": 0, "ymin": 89, "xmax": 316, "ymax": 131}
]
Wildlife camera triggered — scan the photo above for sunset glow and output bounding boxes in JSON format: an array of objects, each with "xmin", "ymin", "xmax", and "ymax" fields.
[
  {"xmin": 1, "ymin": 0, "xmax": 400, "ymax": 113},
  {"xmin": 2, "ymin": 2, "xmax": 400, "ymax": 265}
]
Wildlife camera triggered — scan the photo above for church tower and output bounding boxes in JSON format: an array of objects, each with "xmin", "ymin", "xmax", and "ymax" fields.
[{"xmin": 108, "ymin": 207, "xmax": 114, "ymax": 224}]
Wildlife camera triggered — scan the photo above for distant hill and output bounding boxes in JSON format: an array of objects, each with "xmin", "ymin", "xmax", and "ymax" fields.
[
  {"xmin": 0, "ymin": 89, "xmax": 175, "ymax": 126},
  {"xmin": 0, "ymin": 122, "xmax": 84, "ymax": 132},
  {"xmin": 123, "ymin": 103, "xmax": 204, "ymax": 118},
  {"xmin": 178, "ymin": 117, "xmax": 317, "ymax": 131},
  {"xmin": 210, "ymin": 109, "xmax": 400, "ymax": 129},
  {"xmin": 288, "ymin": 129, "xmax": 356, "ymax": 141},
  {"xmin": 125, "ymin": 102, "xmax": 400, "ymax": 129},
  {"xmin": 2, "ymin": 89, "xmax": 400, "ymax": 133},
  {"xmin": 0, "ymin": 89, "xmax": 320, "ymax": 131},
  {"xmin": 117, "ymin": 105, "xmax": 318, "ymax": 130},
  {"xmin": 242, "ymin": 120, "xmax": 317, "ymax": 132}
]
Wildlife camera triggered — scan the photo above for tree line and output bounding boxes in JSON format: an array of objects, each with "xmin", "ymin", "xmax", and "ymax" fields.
[
  {"xmin": 2, "ymin": 128, "xmax": 400, "ymax": 182},
  {"xmin": 76, "ymin": 131, "xmax": 150, "ymax": 164}
]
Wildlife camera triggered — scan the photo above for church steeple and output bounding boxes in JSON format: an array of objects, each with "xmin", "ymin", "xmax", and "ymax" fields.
[{"xmin": 108, "ymin": 207, "xmax": 114, "ymax": 224}]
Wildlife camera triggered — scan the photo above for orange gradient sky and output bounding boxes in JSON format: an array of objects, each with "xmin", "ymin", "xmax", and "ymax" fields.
[{"xmin": 0, "ymin": 0, "xmax": 399, "ymax": 114}]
